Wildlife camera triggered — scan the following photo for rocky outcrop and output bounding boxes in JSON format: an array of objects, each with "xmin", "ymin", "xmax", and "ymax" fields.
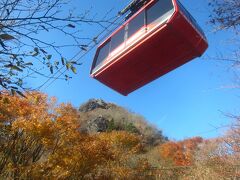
[
  {"xmin": 78, "ymin": 99, "xmax": 168, "ymax": 145},
  {"xmin": 79, "ymin": 99, "xmax": 110, "ymax": 112},
  {"xmin": 86, "ymin": 116, "xmax": 109, "ymax": 133}
]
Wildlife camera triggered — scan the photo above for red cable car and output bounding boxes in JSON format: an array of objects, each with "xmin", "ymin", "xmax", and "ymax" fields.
[{"xmin": 90, "ymin": 0, "xmax": 208, "ymax": 95}]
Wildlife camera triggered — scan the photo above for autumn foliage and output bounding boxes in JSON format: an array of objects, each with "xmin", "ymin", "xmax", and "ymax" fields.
[
  {"xmin": 0, "ymin": 92, "xmax": 150, "ymax": 179},
  {"xmin": 0, "ymin": 91, "xmax": 239, "ymax": 179},
  {"xmin": 159, "ymin": 137, "xmax": 203, "ymax": 166}
]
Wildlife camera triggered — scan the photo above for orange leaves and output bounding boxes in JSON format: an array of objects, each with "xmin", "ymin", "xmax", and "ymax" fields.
[
  {"xmin": 0, "ymin": 92, "xmax": 150, "ymax": 178},
  {"xmin": 42, "ymin": 133, "xmax": 116, "ymax": 179},
  {"xmin": 0, "ymin": 91, "xmax": 50, "ymax": 124},
  {"xmin": 98, "ymin": 131, "xmax": 143, "ymax": 156},
  {"xmin": 183, "ymin": 137, "xmax": 203, "ymax": 151},
  {"xmin": 99, "ymin": 131, "xmax": 140, "ymax": 148},
  {"xmin": 159, "ymin": 137, "xmax": 203, "ymax": 166},
  {"xmin": 159, "ymin": 141, "xmax": 187, "ymax": 166},
  {"xmin": 55, "ymin": 103, "xmax": 80, "ymax": 132}
]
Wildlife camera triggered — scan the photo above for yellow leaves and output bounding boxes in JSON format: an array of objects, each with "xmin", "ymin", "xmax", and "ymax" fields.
[
  {"xmin": 0, "ymin": 91, "xmax": 150, "ymax": 179},
  {"xmin": 41, "ymin": 134, "xmax": 114, "ymax": 179},
  {"xmin": 98, "ymin": 131, "xmax": 141, "ymax": 151},
  {"xmin": 0, "ymin": 91, "xmax": 51, "ymax": 124}
]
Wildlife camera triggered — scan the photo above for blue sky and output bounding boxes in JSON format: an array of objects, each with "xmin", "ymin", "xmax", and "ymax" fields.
[{"xmin": 30, "ymin": 0, "xmax": 239, "ymax": 140}]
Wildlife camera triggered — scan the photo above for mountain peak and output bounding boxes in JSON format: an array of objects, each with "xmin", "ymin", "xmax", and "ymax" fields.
[{"xmin": 79, "ymin": 99, "xmax": 111, "ymax": 112}]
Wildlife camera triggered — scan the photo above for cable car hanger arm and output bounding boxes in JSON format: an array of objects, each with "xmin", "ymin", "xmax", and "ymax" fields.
[{"xmin": 118, "ymin": 0, "xmax": 151, "ymax": 19}]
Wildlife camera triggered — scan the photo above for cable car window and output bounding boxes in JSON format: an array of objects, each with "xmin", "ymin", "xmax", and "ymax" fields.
[
  {"xmin": 94, "ymin": 41, "xmax": 110, "ymax": 69},
  {"xmin": 147, "ymin": 0, "xmax": 174, "ymax": 25},
  {"xmin": 127, "ymin": 11, "xmax": 145, "ymax": 38},
  {"xmin": 110, "ymin": 28, "xmax": 125, "ymax": 52}
]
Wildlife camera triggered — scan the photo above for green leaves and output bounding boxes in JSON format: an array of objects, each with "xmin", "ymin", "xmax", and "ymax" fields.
[
  {"xmin": 65, "ymin": 61, "xmax": 79, "ymax": 74},
  {"xmin": 61, "ymin": 57, "xmax": 65, "ymax": 65},
  {"xmin": 64, "ymin": 75, "xmax": 72, "ymax": 81},
  {"xmin": 0, "ymin": 33, "xmax": 14, "ymax": 49},
  {"xmin": 71, "ymin": 66, "xmax": 77, "ymax": 74},
  {"xmin": 11, "ymin": 66, "xmax": 23, "ymax": 72},
  {"xmin": 67, "ymin": 24, "xmax": 75, "ymax": 28},
  {"xmin": 0, "ymin": 34, "xmax": 15, "ymax": 40},
  {"xmin": 4, "ymin": 64, "xmax": 23, "ymax": 72},
  {"xmin": 50, "ymin": 66, "xmax": 54, "ymax": 74},
  {"xmin": 66, "ymin": 62, "xmax": 71, "ymax": 70},
  {"xmin": 46, "ymin": 55, "xmax": 52, "ymax": 60},
  {"xmin": 32, "ymin": 48, "xmax": 39, "ymax": 57},
  {"xmin": 23, "ymin": 62, "xmax": 33, "ymax": 66}
]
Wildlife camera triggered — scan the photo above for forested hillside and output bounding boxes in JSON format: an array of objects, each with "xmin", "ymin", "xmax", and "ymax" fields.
[
  {"xmin": 79, "ymin": 99, "xmax": 168, "ymax": 146},
  {"xmin": 0, "ymin": 92, "xmax": 239, "ymax": 179}
]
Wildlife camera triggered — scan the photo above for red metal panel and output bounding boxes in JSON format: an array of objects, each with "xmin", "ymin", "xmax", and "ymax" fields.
[{"xmin": 91, "ymin": 3, "xmax": 208, "ymax": 96}]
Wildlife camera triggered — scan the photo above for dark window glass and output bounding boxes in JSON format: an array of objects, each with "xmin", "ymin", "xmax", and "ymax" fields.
[
  {"xmin": 127, "ymin": 11, "xmax": 145, "ymax": 38},
  {"xmin": 94, "ymin": 41, "xmax": 110, "ymax": 69},
  {"xmin": 110, "ymin": 28, "xmax": 125, "ymax": 51},
  {"xmin": 147, "ymin": 0, "xmax": 174, "ymax": 25},
  {"xmin": 177, "ymin": 0, "xmax": 205, "ymax": 37}
]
